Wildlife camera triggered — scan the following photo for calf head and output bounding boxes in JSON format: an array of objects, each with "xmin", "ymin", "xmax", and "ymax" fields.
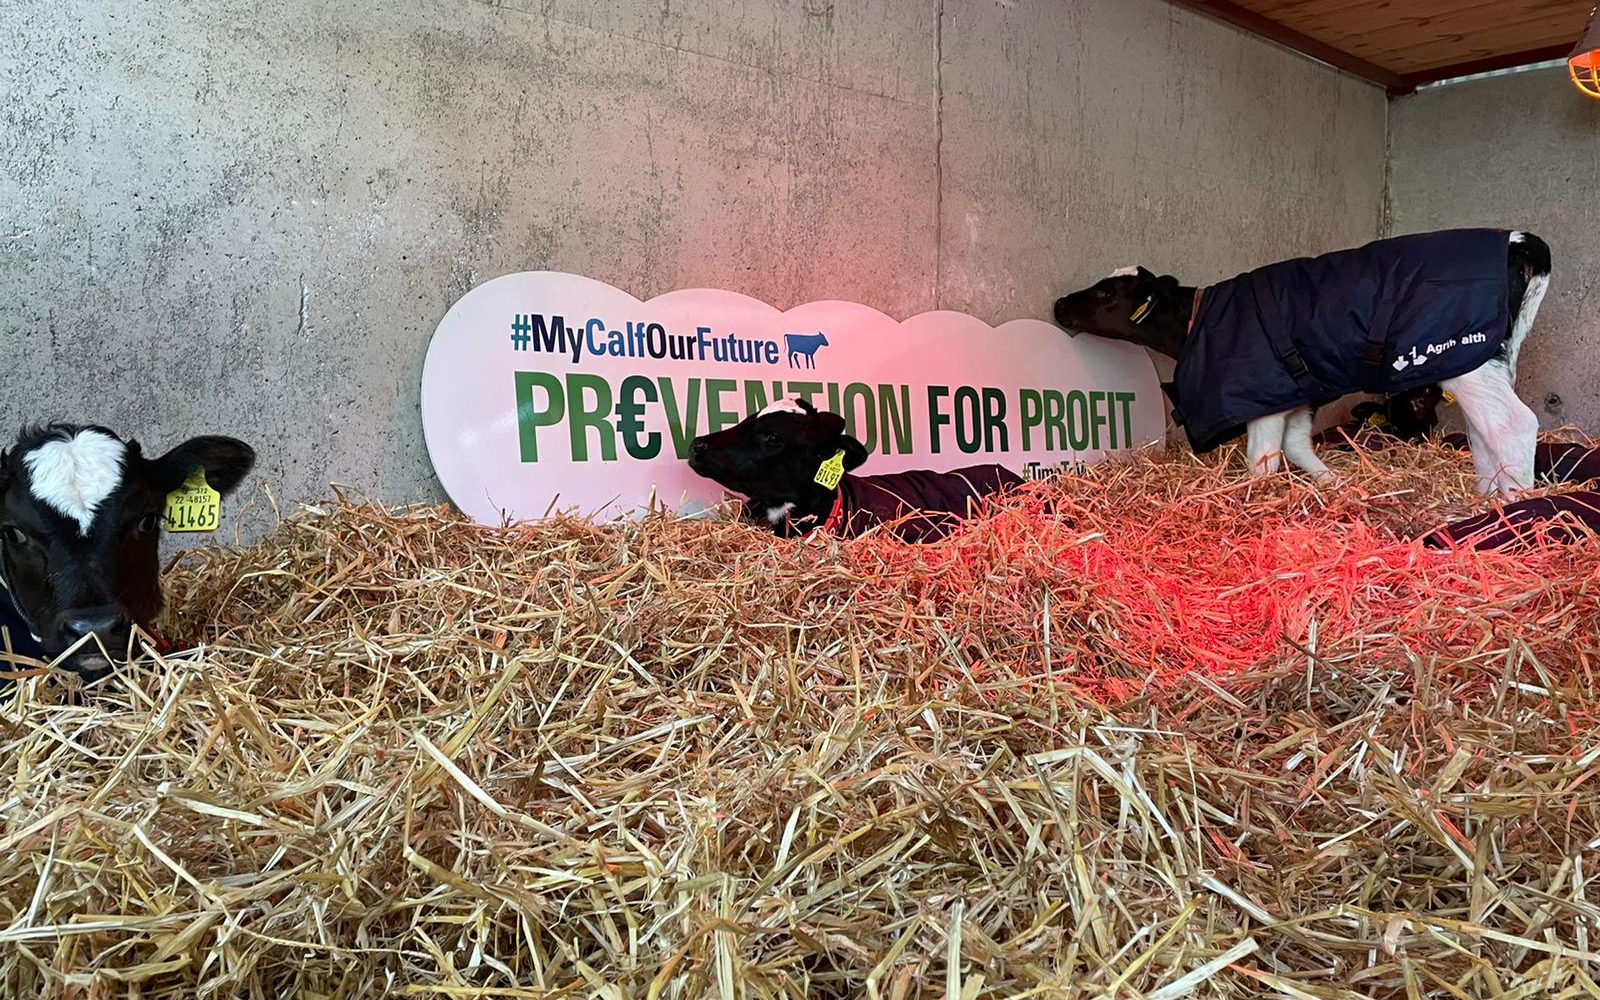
[
  {"xmin": 1346, "ymin": 386, "xmax": 1445, "ymax": 442},
  {"xmin": 688, "ymin": 399, "xmax": 868, "ymax": 530},
  {"xmin": 1053, "ymin": 266, "xmax": 1188, "ymax": 358},
  {"xmin": 0, "ymin": 425, "xmax": 255, "ymax": 679},
  {"xmin": 1386, "ymin": 384, "xmax": 1445, "ymax": 440}
]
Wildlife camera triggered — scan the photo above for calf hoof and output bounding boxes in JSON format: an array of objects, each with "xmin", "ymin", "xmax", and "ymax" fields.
[{"xmin": 1478, "ymin": 478, "xmax": 1527, "ymax": 501}]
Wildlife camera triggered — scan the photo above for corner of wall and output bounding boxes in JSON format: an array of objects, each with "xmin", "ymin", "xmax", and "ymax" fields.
[{"xmin": 1379, "ymin": 91, "xmax": 1397, "ymax": 238}]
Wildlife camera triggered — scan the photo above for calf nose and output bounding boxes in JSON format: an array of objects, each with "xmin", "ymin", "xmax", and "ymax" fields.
[
  {"xmin": 64, "ymin": 609, "xmax": 130, "ymax": 645},
  {"xmin": 1052, "ymin": 298, "xmax": 1078, "ymax": 334},
  {"xmin": 690, "ymin": 439, "xmax": 709, "ymax": 458}
]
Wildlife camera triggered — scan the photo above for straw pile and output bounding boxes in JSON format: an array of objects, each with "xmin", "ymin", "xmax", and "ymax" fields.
[{"xmin": 4, "ymin": 442, "xmax": 1600, "ymax": 999}]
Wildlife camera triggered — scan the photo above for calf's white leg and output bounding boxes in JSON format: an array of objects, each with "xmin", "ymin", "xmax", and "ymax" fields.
[
  {"xmin": 1281, "ymin": 406, "xmax": 1332, "ymax": 482},
  {"xmin": 1245, "ymin": 411, "xmax": 1289, "ymax": 476},
  {"xmin": 1441, "ymin": 361, "xmax": 1537, "ymax": 498}
]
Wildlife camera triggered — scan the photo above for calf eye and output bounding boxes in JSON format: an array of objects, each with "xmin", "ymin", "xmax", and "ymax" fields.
[
  {"xmin": 137, "ymin": 513, "xmax": 162, "ymax": 534},
  {"xmin": 1, "ymin": 525, "xmax": 26, "ymax": 547}
]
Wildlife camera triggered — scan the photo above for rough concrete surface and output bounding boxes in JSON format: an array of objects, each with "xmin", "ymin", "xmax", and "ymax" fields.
[
  {"xmin": 1389, "ymin": 68, "xmax": 1600, "ymax": 436},
  {"xmin": 1, "ymin": 0, "xmax": 1387, "ymax": 540}
]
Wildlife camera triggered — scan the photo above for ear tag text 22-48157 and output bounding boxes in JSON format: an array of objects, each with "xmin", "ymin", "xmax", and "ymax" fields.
[{"xmin": 164, "ymin": 469, "xmax": 221, "ymax": 533}]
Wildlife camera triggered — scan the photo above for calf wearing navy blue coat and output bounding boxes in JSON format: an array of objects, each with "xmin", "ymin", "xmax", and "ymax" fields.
[
  {"xmin": 1053, "ymin": 229, "xmax": 1552, "ymax": 498},
  {"xmin": 688, "ymin": 399, "xmax": 1023, "ymax": 542}
]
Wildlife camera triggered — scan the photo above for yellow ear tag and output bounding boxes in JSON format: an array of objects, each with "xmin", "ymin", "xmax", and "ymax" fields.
[
  {"xmin": 814, "ymin": 449, "xmax": 846, "ymax": 490},
  {"xmin": 1366, "ymin": 412, "xmax": 1387, "ymax": 428},
  {"xmin": 1441, "ymin": 390, "xmax": 1457, "ymax": 406},
  {"xmin": 1129, "ymin": 298, "xmax": 1154, "ymax": 325},
  {"xmin": 164, "ymin": 469, "xmax": 221, "ymax": 533}
]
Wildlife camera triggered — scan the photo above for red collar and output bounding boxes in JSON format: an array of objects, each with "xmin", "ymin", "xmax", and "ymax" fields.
[
  {"xmin": 144, "ymin": 626, "xmax": 177, "ymax": 656},
  {"xmin": 820, "ymin": 491, "xmax": 846, "ymax": 536}
]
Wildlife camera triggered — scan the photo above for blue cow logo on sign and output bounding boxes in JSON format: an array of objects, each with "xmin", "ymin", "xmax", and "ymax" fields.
[{"xmin": 784, "ymin": 331, "xmax": 829, "ymax": 369}]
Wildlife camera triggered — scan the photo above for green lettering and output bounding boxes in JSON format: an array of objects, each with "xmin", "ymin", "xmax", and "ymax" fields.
[
  {"xmin": 1089, "ymin": 390, "xmax": 1109, "ymax": 449},
  {"xmin": 982, "ymin": 387, "xmax": 1008, "ymax": 452},
  {"xmin": 1065, "ymin": 390, "xmax": 1089, "ymax": 450},
  {"xmin": 514, "ymin": 371, "xmax": 564, "ymax": 463},
  {"xmin": 788, "ymin": 381, "xmax": 823, "ymax": 410},
  {"xmin": 658, "ymin": 378, "xmax": 704, "ymax": 459},
  {"xmin": 744, "ymin": 380, "xmax": 785, "ymax": 418},
  {"xmin": 1019, "ymin": 389, "xmax": 1043, "ymax": 450},
  {"xmin": 955, "ymin": 386, "xmax": 982, "ymax": 455},
  {"xmin": 1116, "ymin": 391, "xmax": 1137, "ymax": 448},
  {"xmin": 927, "ymin": 386, "xmax": 951, "ymax": 455},
  {"xmin": 618, "ymin": 375, "xmax": 660, "ymax": 460},
  {"xmin": 567, "ymin": 373, "xmax": 616, "ymax": 462},
  {"xmin": 842, "ymin": 383, "xmax": 877, "ymax": 453},
  {"xmin": 706, "ymin": 379, "xmax": 738, "ymax": 433},
  {"xmin": 878, "ymin": 384, "xmax": 913, "ymax": 455}
]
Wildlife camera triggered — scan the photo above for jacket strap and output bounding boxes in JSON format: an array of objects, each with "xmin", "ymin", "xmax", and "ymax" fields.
[
  {"xmin": 1249, "ymin": 270, "xmax": 1325, "ymax": 400},
  {"xmin": 1357, "ymin": 298, "xmax": 1398, "ymax": 393}
]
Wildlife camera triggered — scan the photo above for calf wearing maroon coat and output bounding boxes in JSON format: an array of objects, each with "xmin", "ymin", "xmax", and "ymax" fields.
[{"xmin": 688, "ymin": 398, "xmax": 1023, "ymax": 542}]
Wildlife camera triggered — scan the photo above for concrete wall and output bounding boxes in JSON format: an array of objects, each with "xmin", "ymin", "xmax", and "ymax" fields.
[
  {"xmin": 1389, "ymin": 67, "xmax": 1600, "ymax": 434},
  {"xmin": 1, "ymin": 0, "xmax": 1387, "ymax": 539}
]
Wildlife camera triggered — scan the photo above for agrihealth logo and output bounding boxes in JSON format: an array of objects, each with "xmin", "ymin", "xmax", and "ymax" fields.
[
  {"xmin": 421, "ymin": 271, "xmax": 1166, "ymax": 525},
  {"xmin": 509, "ymin": 313, "xmax": 824, "ymax": 370}
]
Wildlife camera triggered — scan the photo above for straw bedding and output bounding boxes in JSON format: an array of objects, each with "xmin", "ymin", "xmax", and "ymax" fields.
[{"xmin": 4, "ymin": 443, "xmax": 1600, "ymax": 999}]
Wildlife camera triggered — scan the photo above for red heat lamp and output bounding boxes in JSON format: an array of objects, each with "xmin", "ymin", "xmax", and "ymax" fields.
[{"xmin": 1572, "ymin": 6, "xmax": 1600, "ymax": 99}]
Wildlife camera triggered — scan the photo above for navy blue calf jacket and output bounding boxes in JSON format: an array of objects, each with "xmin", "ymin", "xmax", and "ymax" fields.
[{"xmin": 1168, "ymin": 229, "xmax": 1513, "ymax": 453}]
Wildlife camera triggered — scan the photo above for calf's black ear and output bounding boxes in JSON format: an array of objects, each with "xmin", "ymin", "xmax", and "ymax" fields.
[
  {"xmin": 839, "ymin": 435, "xmax": 869, "ymax": 471},
  {"xmin": 803, "ymin": 411, "xmax": 870, "ymax": 472},
  {"xmin": 153, "ymin": 436, "xmax": 257, "ymax": 496},
  {"xmin": 805, "ymin": 410, "xmax": 849, "ymax": 443}
]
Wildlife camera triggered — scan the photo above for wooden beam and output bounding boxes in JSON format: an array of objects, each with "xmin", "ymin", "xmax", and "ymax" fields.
[
  {"xmin": 1398, "ymin": 44, "xmax": 1577, "ymax": 92},
  {"xmin": 1163, "ymin": 0, "xmax": 1410, "ymax": 92}
]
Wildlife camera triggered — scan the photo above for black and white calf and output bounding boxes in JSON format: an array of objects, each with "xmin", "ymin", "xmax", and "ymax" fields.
[
  {"xmin": 0, "ymin": 424, "xmax": 254, "ymax": 681},
  {"xmin": 1053, "ymin": 229, "xmax": 1552, "ymax": 497},
  {"xmin": 687, "ymin": 399, "xmax": 1022, "ymax": 542}
]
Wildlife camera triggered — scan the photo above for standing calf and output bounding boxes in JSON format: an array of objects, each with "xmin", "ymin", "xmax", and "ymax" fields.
[
  {"xmin": 0, "ymin": 424, "xmax": 255, "ymax": 682},
  {"xmin": 1053, "ymin": 229, "xmax": 1551, "ymax": 497},
  {"xmin": 688, "ymin": 398, "xmax": 1021, "ymax": 542}
]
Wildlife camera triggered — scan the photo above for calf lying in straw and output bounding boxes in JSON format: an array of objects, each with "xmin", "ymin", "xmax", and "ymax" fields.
[
  {"xmin": 688, "ymin": 398, "xmax": 1022, "ymax": 542},
  {"xmin": 1312, "ymin": 385, "xmax": 1446, "ymax": 451},
  {"xmin": 1430, "ymin": 442, "xmax": 1600, "ymax": 551},
  {"xmin": 1053, "ymin": 229, "xmax": 1551, "ymax": 497}
]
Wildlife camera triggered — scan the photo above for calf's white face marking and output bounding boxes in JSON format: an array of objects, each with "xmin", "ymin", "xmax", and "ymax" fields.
[
  {"xmin": 758, "ymin": 397, "xmax": 807, "ymax": 417},
  {"xmin": 1109, "ymin": 266, "xmax": 1140, "ymax": 278},
  {"xmin": 764, "ymin": 502, "xmax": 796, "ymax": 525},
  {"xmin": 22, "ymin": 429, "xmax": 126, "ymax": 535}
]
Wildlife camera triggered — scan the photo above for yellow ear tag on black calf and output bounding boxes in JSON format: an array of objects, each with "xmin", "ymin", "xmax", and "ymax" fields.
[
  {"xmin": 164, "ymin": 469, "xmax": 221, "ymax": 533},
  {"xmin": 814, "ymin": 449, "xmax": 846, "ymax": 490},
  {"xmin": 1129, "ymin": 297, "xmax": 1154, "ymax": 325},
  {"xmin": 1441, "ymin": 390, "xmax": 1457, "ymax": 406}
]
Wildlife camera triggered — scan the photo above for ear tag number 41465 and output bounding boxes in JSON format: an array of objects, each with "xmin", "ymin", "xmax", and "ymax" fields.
[{"xmin": 165, "ymin": 470, "xmax": 221, "ymax": 533}]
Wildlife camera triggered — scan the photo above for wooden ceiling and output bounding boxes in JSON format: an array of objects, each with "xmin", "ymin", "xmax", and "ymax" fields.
[{"xmin": 1168, "ymin": 0, "xmax": 1595, "ymax": 93}]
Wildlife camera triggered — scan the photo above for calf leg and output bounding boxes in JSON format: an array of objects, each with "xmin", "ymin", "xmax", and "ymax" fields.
[
  {"xmin": 1245, "ymin": 411, "xmax": 1289, "ymax": 475},
  {"xmin": 1442, "ymin": 361, "xmax": 1538, "ymax": 498},
  {"xmin": 1282, "ymin": 406, "xmax": 1332, "ymax": 482}
]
